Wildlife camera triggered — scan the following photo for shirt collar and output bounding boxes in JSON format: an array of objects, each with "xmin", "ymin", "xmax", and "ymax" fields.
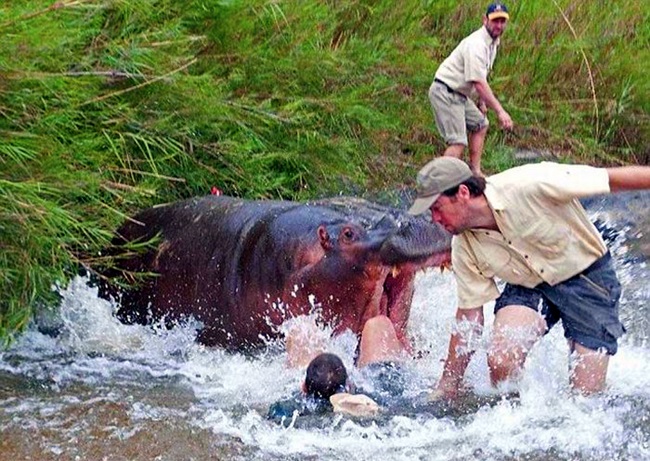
[
  {"xmin": 480, "ymin": 26, "xmax": 500, "ymax": 47},
  {"xmin": 484, "ymin": 180, "xmax": 506, "ymax": 211}
]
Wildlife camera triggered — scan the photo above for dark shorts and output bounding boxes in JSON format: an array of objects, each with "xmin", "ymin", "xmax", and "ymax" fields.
[
  {"xmin": 494, "ymin": 253, "xmax": 625, "ymax": 354},
  {"xmin": 358, "ymin": 362, "xmax": 407, "ymax": 405}
]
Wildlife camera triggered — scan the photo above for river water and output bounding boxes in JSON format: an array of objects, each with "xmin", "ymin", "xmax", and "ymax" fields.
[{"xmin": 1, "ymin": 192, "xmax": 649, "ymax": 461}]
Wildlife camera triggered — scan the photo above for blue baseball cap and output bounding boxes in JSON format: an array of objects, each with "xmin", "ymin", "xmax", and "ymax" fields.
[{"xmin": 486, "ymin": 3, "xmax": 509, "ymax": 20}]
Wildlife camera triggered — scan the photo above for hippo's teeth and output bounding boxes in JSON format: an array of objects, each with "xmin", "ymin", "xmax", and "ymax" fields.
[{"xmin": 391, "ymin": 266, "xmax": 400, "ymax": 278}]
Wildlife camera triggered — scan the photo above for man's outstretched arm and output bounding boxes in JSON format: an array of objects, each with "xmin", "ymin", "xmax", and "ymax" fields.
[{"xmin": 607, "ymin": 166, "xmax": 650, "ymax": 192}]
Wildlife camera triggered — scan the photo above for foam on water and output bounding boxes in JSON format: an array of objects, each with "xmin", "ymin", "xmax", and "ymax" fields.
[{"xmin": 1, "ymin": 202, "xmax": 650, "ymax": 460}]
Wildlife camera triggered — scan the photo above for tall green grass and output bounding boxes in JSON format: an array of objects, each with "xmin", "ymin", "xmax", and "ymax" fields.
[{"xmin": 0, "ymin": 0, "xmax": 647, "ymax": 345}]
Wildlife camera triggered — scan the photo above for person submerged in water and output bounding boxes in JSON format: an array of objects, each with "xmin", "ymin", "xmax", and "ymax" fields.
[{"xmin": 267, "ymin": 315, "xmax": 411, "ymax": 422}]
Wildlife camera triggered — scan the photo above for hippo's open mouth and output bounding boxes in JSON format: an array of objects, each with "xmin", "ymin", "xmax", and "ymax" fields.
[
  {"xmin": 371, "ymin": 216, "xmax": 452, "ymax": 326},
  {"xmin": 361, "ymin": 248, "xmax": 451, "ymax": 346},
  {"xmin": 382, "ymin": 267, "xmax": 412, "ymax": 312}
]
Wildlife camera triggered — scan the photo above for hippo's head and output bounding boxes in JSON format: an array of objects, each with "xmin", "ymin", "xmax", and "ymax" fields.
[
  {"xmin": 303, "ymin": 198, "xmax": 451, "ymax": 348},
  {"xmin": 313, "ymin": 197, "xmax": 451, "ymax": 267}
]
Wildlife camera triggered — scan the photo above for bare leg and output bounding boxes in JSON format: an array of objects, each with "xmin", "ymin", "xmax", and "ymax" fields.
[
  {"xmin": 468, "ymin": 125, "xmax": 488, "ymax": 176},
  {"xmin": 569, "ymin": 341, "xmax": 609, "ymax": 394},
  {"xmin": 442, "ymin": 143, "xmax": 466, "ymax": 160},
  {"xmin": 356, "ymin": 315, "xmax": 408, "ymax": 368},
  {"xmin": 487, "ymin": 305, "xmax": 546, "ymax": 386}
]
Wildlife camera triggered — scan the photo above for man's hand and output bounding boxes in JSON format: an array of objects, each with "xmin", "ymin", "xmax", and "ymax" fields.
[
  {"xmin": 497, "ymin": 109, "xmax": 513, "ymax": 130},
  {"xmin": 284, "ymin": 316, "xmax": 329, "ymax": 368},
  {"xmin": 478, "ymin": 100, "xmax": 488, "ymax": 115}
]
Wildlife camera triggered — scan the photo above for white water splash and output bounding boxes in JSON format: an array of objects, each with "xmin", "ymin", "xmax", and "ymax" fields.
[{"xmin": 2, "ymin": 202, "xmax": 650, "ymax": 460}]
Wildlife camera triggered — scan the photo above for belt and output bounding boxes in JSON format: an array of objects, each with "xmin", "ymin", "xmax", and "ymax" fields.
[{"xmin": 434, "ymin": 78, "xmax": 465, "ymax": 98}]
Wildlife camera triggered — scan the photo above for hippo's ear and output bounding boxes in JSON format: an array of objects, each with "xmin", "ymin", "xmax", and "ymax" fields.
[{"xmin": 318, "ymin": 225, "xmax": 332, "ymax": 250}]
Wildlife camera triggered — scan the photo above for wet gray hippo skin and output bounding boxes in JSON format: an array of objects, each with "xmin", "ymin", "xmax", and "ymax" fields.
[{"xmin": 99, "ymin": 195, "xmax": 451, "ymax": 350}]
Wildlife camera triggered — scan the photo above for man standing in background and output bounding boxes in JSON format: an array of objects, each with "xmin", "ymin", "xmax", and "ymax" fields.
[{"xmin": 429, "ymin": 3, "xmax": 514, "ymax": 176}]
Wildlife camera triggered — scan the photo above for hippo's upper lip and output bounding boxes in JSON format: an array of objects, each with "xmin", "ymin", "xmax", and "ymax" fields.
[{"xmin": 379, "ymin": 219, "xmax": 451, "ymax": 267}]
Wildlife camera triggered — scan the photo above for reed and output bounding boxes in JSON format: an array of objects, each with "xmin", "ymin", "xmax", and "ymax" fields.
[{"xmin": 0, "ymin": 0, "xmax": 647, "ymax": 344}]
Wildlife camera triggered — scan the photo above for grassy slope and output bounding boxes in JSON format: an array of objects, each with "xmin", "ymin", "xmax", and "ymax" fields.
[{"xmin": 0, "ymin": 0, "xmax": 648, "ymax": 344}]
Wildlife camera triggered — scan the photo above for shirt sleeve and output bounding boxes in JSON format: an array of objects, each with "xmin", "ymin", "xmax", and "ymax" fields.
[
  {"xmin": 532, "ymin": 163, "xmax": 610, "ymax": 202},
  {"xmin": 451, "ymin": 236, "xmax": 500, "ymax": 309}
]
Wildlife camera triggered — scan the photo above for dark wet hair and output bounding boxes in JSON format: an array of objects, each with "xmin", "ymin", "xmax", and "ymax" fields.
[
  {"xmin": 304, "ymin": 353, "xmax": 348, "ymax": 399},
  {"xmin": 442, "ymin": 176, "xmax": 487, "ymax": 198}
]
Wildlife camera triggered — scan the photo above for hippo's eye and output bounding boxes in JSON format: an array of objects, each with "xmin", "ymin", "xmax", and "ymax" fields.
[{"xmin": 341, "ymin": 227, "xmax": 356, "ymax": 242}]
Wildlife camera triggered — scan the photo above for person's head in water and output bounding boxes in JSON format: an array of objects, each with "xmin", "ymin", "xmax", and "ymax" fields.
[{"xmin": 303, "ymin": 353, "xmax": 348, "ymax": 399}]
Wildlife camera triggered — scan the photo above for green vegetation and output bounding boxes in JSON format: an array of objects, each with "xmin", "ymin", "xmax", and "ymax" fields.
[{"xmin": 1, "ymin": 0, "xmax": 648, "ymax": 345}]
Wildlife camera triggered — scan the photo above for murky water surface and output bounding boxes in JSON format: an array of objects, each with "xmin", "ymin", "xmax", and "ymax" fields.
[{"xmin": 1, "ymin": 192, "xmax": 649, "ymax": 461}]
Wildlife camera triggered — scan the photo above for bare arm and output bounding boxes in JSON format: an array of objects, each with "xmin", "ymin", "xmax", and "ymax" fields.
[
  {"xmin": 434, "ymin": 306, "xmax": 485, "ymax": 400},
  {"xmin": 473, "ymin": 80, "xmax": 513, "ymax": 130},
  {"xmin": 284, "ymin": 318, "xmax": 329, "ymax": 368},
  {"xmin": 607, "ymin": 166, "xmax": 650, "ymax": 192}
]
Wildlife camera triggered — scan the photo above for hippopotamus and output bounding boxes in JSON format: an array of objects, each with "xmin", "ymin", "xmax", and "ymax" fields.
[{"xmin": 98, "ymin": 195, "xmax": 451, "ymax": 351}]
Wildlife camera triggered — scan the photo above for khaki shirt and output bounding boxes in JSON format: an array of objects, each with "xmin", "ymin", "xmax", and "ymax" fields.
[
  {"xmin": 453, "ymin": 162, "xmax": 610, "ymax": 309},
  {"xmin": 434, "ymin": 26, "xmax": 499, "ymax": 99}
]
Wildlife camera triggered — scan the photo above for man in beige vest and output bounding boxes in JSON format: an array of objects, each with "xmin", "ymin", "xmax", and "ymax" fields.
[
  {"xmin": 429, "ymin": 3, "xmax": 514, "ymax": 176},
  {"xmin": 408, "ymin": 157, "xmax": 650, "ymax": 398}
]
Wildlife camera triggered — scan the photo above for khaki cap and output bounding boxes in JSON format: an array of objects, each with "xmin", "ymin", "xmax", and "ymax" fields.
[
  {"xmin": 330, "ymin": 393, "xmax": 380, "ymax": 417},
  {"xmin": 408, "ymin": 157, "xmax": 473, "ymax": 215}
]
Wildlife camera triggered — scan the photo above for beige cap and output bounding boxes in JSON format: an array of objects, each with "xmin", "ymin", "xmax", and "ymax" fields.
[
  {"xmin": 330, "ymin": 393, "xmax": 380, "ymax": 417},
  {"xmin": 408, "ymin": 157, "xmax": 473, "ymax": 215}
]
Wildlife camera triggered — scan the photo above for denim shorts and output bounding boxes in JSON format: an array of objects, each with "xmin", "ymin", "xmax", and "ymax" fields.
[
  {"xmin": 494, "ymin": 253, "xmax": 625, "ymax": 354},
  {"xmin": 357, "ymin": 362, "xmax": 407, "ymax": 405}
]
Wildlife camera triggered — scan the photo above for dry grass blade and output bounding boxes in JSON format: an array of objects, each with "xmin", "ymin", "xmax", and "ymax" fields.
[
  {"xmin": 80, "ymin": 58, "xmax": 198, "ymax": 107},
  {"xmin": 108, "ymin": 168, "xmax": 186, "ymax": 182},
  {"xmin": 0, "ymin": 0, "xmax": 95, "ymax": 30}
]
